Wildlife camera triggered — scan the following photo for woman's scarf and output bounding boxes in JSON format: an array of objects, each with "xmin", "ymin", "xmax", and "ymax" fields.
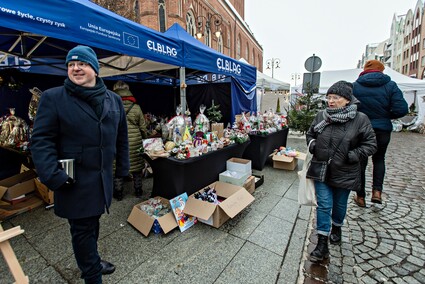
[
  {"xmin": 64, "ymin": 77, "xmax": 107, "ymax": 118},
  {"xmin": 314, "ymin": 104, "xmax": 357, "ymax": 133}
]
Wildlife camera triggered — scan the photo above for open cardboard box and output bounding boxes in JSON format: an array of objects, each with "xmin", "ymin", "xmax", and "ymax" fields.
[
  {"xmin": 0, "ymin": 170, "xmax": 37, "ymax": 201},
  {"xmin": 183, "ymin": 181, "xmax": 255, "ymax": 228},
  {"xmin": 272, "ymin": 152, "xmax": 307, "ymax": 170},
  {"xmin": 243, "ymin": 176, "xmax": 255, "ymax": 194},
  {"xmin": 127, "ymin": 196, "xmax": 178, "ymax": 237},
  {"xmin": 226, "ymin": 158, "xmax": 252, "ymax": 176},
  {"xmin": 219, "ymin": 170, "xmax": 249, "ymax": 186},
  {"xmin": 34, "ymin": 178, "xmax": 54, "ymax": 205}
]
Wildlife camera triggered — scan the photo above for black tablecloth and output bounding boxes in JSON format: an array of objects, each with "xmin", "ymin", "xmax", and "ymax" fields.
[
  {"xmin": 143, "ymin": 141, "xmax": 250, "ymax": 199},
  {"xmin": 242, "ymin": 128, "xmax": 289, "ymax": 170}
]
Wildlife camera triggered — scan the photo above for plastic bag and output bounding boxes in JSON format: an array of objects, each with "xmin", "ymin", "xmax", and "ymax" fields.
[{"xmin": 297, "ymin": 140, "xmax": 317, "ymax": 206}]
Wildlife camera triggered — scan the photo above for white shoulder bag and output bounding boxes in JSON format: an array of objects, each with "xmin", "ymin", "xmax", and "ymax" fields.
[{"xmin": 297, "ymin": 139, "xmax": 317, "ymax": 206}]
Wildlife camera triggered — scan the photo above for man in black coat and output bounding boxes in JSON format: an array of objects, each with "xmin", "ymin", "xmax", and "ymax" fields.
[{"xmin": 31, "ymin": 45, "xmax": 129, "ymax": 284}]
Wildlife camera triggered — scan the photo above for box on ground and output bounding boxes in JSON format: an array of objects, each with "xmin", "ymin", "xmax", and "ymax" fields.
[
  {"xmin": 243, "ymin": 176, "xmax": 255, "ymax": 194},
  {"xmin": 226, "ymin": 158, "xmax": 252, "ymax": 176},
  {"xmin": 0, "ymin": 170, "xmax": 37, "ymax": 201},
  {"xmin": 183, "ymin": 181, "xmax": 255, "ymax": 228},
  {"xmin": 127, "ymin": 196, "xmax": 178, "ymax": 237},
  {"xmin": 272, "ymin": 152, "xmax": 307, "ymax": 170},
  {"xmin": 219, "ymin": 170, "xmax": 249, "ymax": 186},
  {"xmin": 0, "ymin": 196, "xmax": 44, "ymax": 221},
  {"xmin": 34, "ymin": 178, "xmax": 54, "ymax": 205}
]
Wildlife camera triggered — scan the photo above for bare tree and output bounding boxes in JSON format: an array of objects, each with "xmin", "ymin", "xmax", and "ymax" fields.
[{"xmin": 92, "ymin": 0, "xmax": 137, "ymax": 22}]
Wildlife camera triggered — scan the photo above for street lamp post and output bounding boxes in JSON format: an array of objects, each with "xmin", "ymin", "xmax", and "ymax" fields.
[
  {"xmin": 265, "ymin": 58, "xmax": 281, "ymax": 78},
  {"xmin": 291, "ymin": 73, "xmax": 301, "ymax": 86},
  {"xmin": 196, "ymin": 13, "xmax": 222, "ymax": 40}
]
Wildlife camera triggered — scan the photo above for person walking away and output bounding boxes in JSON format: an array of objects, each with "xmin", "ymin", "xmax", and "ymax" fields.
[
  {"xmin": 352, "ymin": 60, "xmax": 408, "ymax": 207},
  {"xmin": 112, "ymin": 80, "xmax": 148, "ymax": 200},
  {"xmin": 306, "ymin": 81, "xmax": 376, "ymax": 262},
  {"xmin": 31, "ymin": 45, "xmax": 129, "ymax": 284}
]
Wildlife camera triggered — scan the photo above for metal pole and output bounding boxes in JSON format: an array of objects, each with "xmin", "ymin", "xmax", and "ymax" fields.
[{"xmin": 179, "ymin": 67, "xmax": 186, "ymax": 112}]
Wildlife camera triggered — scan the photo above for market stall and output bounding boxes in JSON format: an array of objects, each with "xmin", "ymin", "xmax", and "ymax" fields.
[
  {"xmin": 242, "ymin": 128, "xmax": 289, "ymax": 171},
  {"xmin": 164, "ymin": 24, "xmax": 257, "ymax": 124},
  {"xmin": 142, "ymin": 141, "xmax": 250, "ymax": 199}
]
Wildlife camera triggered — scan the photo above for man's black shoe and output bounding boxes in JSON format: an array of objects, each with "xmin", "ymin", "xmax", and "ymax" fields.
[{"xmin": 100, "ymin": 260, "xmax": 115, "ymax": 275}]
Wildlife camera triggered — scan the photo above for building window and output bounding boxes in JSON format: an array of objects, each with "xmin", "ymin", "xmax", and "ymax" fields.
[
  {"xmin": 206, "ymin": 28, "xmax": 211, "ymax": 47},
  {"xmin": 252, "ymin": 48, "xmax": 255, "ymax": 65},
  {"xmin": 186, "ymin": 10, "xmax": 196, "ymax": 37},
  {"xmin": 218, "ymin": 35, "xmax": 223, "ymax": 53},
  {"xmin": 236, "ymin": 36, "xmax": 241, "ymax": 59},
  {"xmin": 245, "ymin": 44, "xmax": 249, "ymax": 60},
  {"xmin": 178, "ymin": 0, "xmax": 182, "ymax": 17},
  {"xmin": 422, "ymin": 56, "xmax": 425, "ymax": 67},
  {"xmin": 158, "ymin": 0, "xmax": 166, "ymax": 32}
]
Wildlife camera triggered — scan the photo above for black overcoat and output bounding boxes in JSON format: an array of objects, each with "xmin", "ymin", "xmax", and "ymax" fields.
[{"xmin": 31, "ymin": 86, "xmax": 129, "ymax": 219}]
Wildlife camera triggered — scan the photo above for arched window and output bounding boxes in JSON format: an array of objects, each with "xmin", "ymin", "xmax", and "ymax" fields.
[
  {"xmin": 206, "ymin": 28, "xmax": 211, "ymax": 47},
  {"xmin": 245, "ymin": 43, "xmax": 249, "ymax": 60},
  {"xmin": 158, "ymin": 0, "xmax": 166, "ymax": 32},
  {"xmin": 236, "ymin": 36, "xmax": 241, "ymax": 59},
  {"xmin": 178, "ymin": 0, "xmax": 182, "ymax": 17},
  {"xmin": 252, "ymin": 48, "xmax": 255, "ymax": 65},
  {"xmin": 218, "ymin": 35, "xmax": 223, "ymax": 53},
  {"xmin": 186, "ymin": 10, "xmax": 196, "ymax": 37}
]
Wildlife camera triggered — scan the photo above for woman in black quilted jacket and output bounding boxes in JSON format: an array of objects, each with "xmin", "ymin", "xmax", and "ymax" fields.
[{"xmin": 306, "ymin": 81, "xmax": 377, "ymax": 262}]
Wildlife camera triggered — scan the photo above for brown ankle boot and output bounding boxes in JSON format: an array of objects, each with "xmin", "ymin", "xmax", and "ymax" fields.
[
  {"xmin": 353, "ymin": 195, "xmax": 366, "ymax": 207},
  {"xmin": 371, "ymin": 190, "xmax": 382, "ymax": 204}
]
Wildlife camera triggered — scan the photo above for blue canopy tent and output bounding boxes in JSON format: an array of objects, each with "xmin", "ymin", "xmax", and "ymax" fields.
[
  {"xmin": 0, "ymin": 0, "xmax": 183, "ymax": 76},
  {"xmin": 164, "ymin": 23, "xmax": 257, "ymax": 123}
]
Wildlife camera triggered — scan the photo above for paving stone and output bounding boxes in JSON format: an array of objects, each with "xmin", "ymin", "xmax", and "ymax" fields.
[
  {"xmin": 413, "ymin": 271, "xmax": 425, "ymax": 283},
  {"xmin": 401, "ymin": 276, "xmax": 422, "ymax": 284},
  {"xmin": 391, "ymin": 265, "xmax": 410, "ymax": 276}
]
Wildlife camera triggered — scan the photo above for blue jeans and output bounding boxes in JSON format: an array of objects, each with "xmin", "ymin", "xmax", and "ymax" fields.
[
  {"xmin": 315, "ymin": 181, "xmax": 351, "ymax": 236},
  {"xmin": 359, "ymin": 130, "xmax": 391, "ymax": 197}
]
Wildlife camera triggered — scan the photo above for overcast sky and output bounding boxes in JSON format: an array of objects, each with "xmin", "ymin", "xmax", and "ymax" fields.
[{"xmin": 245, "ymin": 0, "xmax": 417, "ymax": 85}]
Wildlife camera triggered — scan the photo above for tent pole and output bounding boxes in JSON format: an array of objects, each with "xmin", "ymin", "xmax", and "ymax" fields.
[{"xmin": 180, "ymin": 67, "xmax": 186, "ymax": 112}]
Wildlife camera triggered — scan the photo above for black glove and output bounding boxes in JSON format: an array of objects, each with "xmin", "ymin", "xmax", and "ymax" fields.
[{"xmin": 58, "ymin": 177, "xmax": 75, "ymax": 191}]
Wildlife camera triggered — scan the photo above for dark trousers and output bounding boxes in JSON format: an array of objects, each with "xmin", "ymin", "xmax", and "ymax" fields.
[
  {"xmin": 359, "ymin": 130, "xmax": 391, "ymax": 197},
  {"xmin": 68, "ymin": 215, "xmax": 103, "ymax": 284}
]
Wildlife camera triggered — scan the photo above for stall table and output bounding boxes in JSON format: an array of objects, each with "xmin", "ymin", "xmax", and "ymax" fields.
[
  {"xmin": 143, "ymin": 141, "xmax": 249, "ymax": 199},
  {"xmin": 242, "ymin": 128, "xmax": 289, "ymax": 170}
]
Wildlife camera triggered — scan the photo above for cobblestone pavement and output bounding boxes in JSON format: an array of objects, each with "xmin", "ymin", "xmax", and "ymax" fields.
[{"xmin": 301, "ymin": 131, "xmax": 425, "ymax": 284}]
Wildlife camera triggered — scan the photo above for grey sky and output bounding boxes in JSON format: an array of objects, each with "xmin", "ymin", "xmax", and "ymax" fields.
[{"xmin": 245, "ymin": 0, "xmax": 416, "ymax": 84}]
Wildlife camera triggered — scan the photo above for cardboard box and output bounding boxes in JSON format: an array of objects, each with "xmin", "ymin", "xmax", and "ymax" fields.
[
  {"xmin": 0, "ymin": 195, "xmax": 44, "ymax": 221},
  {"xmin": 34, "ymin": 178, "xmax": 54, "ymax": 205},
  {"xmin": 219, "ymin": 170, "xmax": 249, "ymax": 186},
  {"xmin": 272, "ymin": 152, "xmax": 306, "ymax": 170},
  {"xmin": 226, "ymin": 158, "xmax": 252, "ymax": 176},
  {"xmin": 127, "ymin": 197, "xmax": 178, "ymax": 237},
  {"xmin": 243, "ymin": 176, "xmax": 255, "ymax": 194},
  {"xmin": 183, "ymin": 181, "xmax": 255, "ymax": 228},
  {"xmin": 0, "ymin": 170, "xmax": 37, "ymax": 201}
]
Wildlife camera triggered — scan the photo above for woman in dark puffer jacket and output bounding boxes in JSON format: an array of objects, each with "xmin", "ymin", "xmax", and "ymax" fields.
[
  {"xmin": 352, "ymin": 60, "xmax": 408, "ymax": 207},
  {"xmin": 306, "ymin": 81, "xmax": 377, "ymax": 262}
]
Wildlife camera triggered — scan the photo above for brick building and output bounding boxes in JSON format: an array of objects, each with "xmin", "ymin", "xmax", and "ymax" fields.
[{"xmin": 92, "ymin": 0, "xmax": 264, "ymax": 72}]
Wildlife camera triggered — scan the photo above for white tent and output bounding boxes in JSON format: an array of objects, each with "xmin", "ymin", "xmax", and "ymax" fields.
[
  {"xmin": 256, "ymin": 71, "xmax": 290, "ymax": 91},
  {"xmin": 239, "ymin": 58, "xmax": 290, "ymax": 112},
  {"xmin": 239, "ymin": 58, "xmax": 290, "ymax": 91},
  {"xmin": 318, "ymin": 67, "xmax": 425, "ymax": 127}
]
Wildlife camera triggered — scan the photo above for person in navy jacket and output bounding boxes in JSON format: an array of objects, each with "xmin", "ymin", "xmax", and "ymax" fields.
[
  {"xmin": 31, "ymin": 45, "xmax": 129, "ymax": 284},
  {"xmin": 352, "ymin": 60, "xmax": 408, "ymax": 207}
]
